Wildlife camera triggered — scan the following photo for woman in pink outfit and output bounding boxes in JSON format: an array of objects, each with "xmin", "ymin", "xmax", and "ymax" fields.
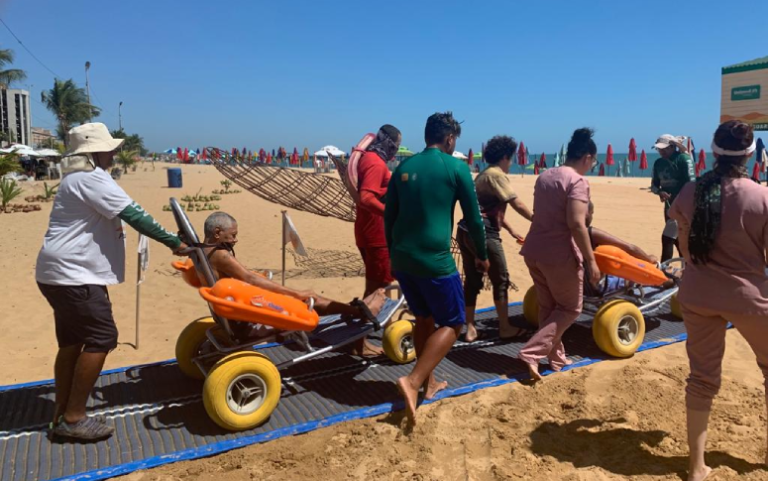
[
  {"xmin": 669, "ymin": 121, "xmax": 768, "ymax": 481},
  {"xmin": 519, "ymin": 128, "xmax": 601, "ymax": 381}
]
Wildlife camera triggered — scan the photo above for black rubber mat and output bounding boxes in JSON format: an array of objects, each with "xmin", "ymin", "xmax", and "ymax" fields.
[{"xmin": 0, "ymin": 302, "xmax": 684, "ymax": 481}]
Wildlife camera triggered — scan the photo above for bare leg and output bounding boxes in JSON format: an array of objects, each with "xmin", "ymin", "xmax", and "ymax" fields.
[
  {"xmin": 53, "ymin": 344, "xmax": 84, "ymax": 424},
  {"xmin": 398, "ymin": 323, "xmax": 461, "ymax": 425},
  {"xmin": 63, "ymin": 351, "xmax": 108, "ymax": 424},
  {"xmin": 686, "ymin": 408, "xmax": 713, "ymax": 481},
  {"xmin": 315, "ymin": 289, "xmax": 387, "ymax": 318},
  {"xmin": 412, "ymin": 316, "xmax": 444, "ymax": 398},
  {"xmin": 351, "ymin": 279, "xmax": 393, "ymax": 356},
  {"xmin": 464, "ymin": 306, "xmax": 478, "ymax": 343}
]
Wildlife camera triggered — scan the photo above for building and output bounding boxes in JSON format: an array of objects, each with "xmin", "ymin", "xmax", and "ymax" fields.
[
  {"xmin": 721, "ymin": 56, "xmax": 768, "ymax": 131},
  {"xmin": 0, "ymin": 88, "xmax": 32, "ymax": 145},
  {"xmin": 31, "ymin": 127, "xmax": 54, "ymax": 148}
]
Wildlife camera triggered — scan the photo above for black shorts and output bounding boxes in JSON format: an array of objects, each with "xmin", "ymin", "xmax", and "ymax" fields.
[{"xmin": 37, "ymin": 283, "xmax": 118, "ymax": 353}]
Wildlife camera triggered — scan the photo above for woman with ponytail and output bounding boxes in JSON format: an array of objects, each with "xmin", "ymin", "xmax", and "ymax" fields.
[
  {"xmin": 669, "ymin": 121, "xmax": 768, "ymax": 481},
  {"xmin": 518, "ymin": 128, "xmax": 601, "ymax": 381}
]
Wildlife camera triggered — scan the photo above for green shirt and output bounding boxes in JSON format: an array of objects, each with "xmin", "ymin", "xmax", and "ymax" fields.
[
  {"xmin": 651, "ymin": 151, "xmax": 695, "ymax": 210},
  {"xmin": 384, "ymin": 147, "xmax": 487, "ymax": 278}
]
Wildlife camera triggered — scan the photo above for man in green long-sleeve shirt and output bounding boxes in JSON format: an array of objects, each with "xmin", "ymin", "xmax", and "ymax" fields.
[
  {"xmin": 36, "ymin": 123, "xmax": 187, "ymax": 441},
  {"xmin": 385, "ymin": 111, "xmax": 488, "ymax": 425}
]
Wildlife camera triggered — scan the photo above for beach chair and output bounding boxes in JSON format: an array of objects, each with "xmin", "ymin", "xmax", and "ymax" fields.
[
  {"xmin": 168, "ymin": 198, "xmax": 413, "ymax": 431},
  {"xmin": 522, "ymin": 245, "xmax": 684, "ymax": 358}
]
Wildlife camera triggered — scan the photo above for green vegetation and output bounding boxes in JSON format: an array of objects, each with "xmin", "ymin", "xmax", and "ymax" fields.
[
  {"xmin": 116, "ymin": 150, "xmax": 138, "ymax": 174},
  {"xmin": 211, "ymin": 179, "xmax": 241, "ymax": 195},
  {"xmin": 0, "ymin": 152, "xmax": 21, "ymax": 177},
  {"xmin": 1, "ymin": 177, "xmax": 23, "ymax": 210},
  {"xmin": 110, "ymin": 129, "xmax": 147, "ymax": 156},
  {"xmin": 0, "ymin": 48, "xmax": 26, "ymax": 89},
  {"xmin": 40, "ymin": 79, "xmax": 101, "ymax": 144}
]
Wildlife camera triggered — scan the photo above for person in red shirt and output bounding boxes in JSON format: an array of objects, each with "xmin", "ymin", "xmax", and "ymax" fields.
[{"xmin": 354, "ymin": 124, "xmax": 401, "ymax": 356}]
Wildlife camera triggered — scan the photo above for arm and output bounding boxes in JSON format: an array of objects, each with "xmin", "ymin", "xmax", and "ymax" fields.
[
  {"xmin": 509, "ymin": 196, "xmax": 533, "ymax": 222},
  {"xmin": 118, "ymin": 202, "xmax": 181, "ymax": 249},
  {"xmin": 590, "ymin": 227, "xmax": 657, "ymax": 264},
  {"xmin": 668, "ymin": 191, "xmax": 690, "ymax": 259},
  {"xmin": 567, "ymin": 198, "xmax": 600, "ymax": 286},
  {"xmin": 384, "ymin": 173, "xmax": 399, "ymax": 249},
  {"xmin": 456, "ymin": 165, "xmax": 488, "ymax": 261},
  {"xmin": 650, "ymin": 163, "xmax": 662, "ymax": 195},
  {"xmin": 359, "ymin": 191, "xmax": 385, "ymax": 216},
  {"xmin": 212, "ymin": 250, "xmax": 315, "ymax": 300},
  {"xmin": 681, "ymin": 154, "xmax": 696, "ymax": 183}
]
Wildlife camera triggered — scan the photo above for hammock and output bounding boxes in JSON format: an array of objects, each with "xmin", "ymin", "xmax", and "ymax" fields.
[{"xmin": 210, "ymin": 149, "xmax": 356, "ymax": 222}]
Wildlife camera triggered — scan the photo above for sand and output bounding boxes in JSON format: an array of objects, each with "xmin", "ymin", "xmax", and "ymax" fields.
[{"xmin": 1, "ymin": 163, "xmax": 765, "ymax": 480}]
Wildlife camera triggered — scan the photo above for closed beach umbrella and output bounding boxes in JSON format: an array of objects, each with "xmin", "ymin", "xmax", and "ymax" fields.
[
  {"xmin": 534, "ymin": 163, "xmax": 540, "ymax": 175},
  {"xmin": 598, "ymin": 163, "xmax": 605, "ymax": 176},
  {"xmin": 757, "ymin": 138, "xmax": 766, "ymax": 170},
  {"xmin": 639, "ymin": 149, "xmax": 648, "ymax": 171},
  {"xmin": 176, "ymin": 147, "xmax": 182, "ymax": 161},
  {"xmin": 687, "ymin": 137, "xmax": 695, "ymax": 157},
  {"xmin": 606, "ymin": 144, "xmax": 615, "ymax": 166},
  {"xmin": 517, "ymin": 141, "xmax": 527, "ymax": 166},
  {"xmin": 559, "ymin": 144, "xmax": 566, "ymax": 166},
  {"xmin": 628, "ymin": 138, "xmax": 637, "ymax": 162},
  {"xmin": 697, "ymin": 149, "xmax": 706, "ymax": 172},
  {"xmin": 201, "ymin": 148, "xmax": 207, "ymax": 161},
  {"xmin": 752, "ymin": 161, "xmax": 761, "ymax": 182},
  {"xmin": 467, "ymin": 148, "xmax": 474, "ymax": 166},
  {"xmin": 183, "ymin": 148, "xmax": 189, "ymax": 162},
  {"xmin": 303, "ymin": 148, "xmax": 309, "ymax": 163},
  {"xmin": 272, "ymin": 149, "xmax": 276, "ymax": 159},
  {"xmin": 266, "ymin": 153, "xmax": 272, "ymax": 164},
  {"xmin": 539, "ymin": 152, "xmax": 547, "ymax": 168},
  {"xmin": 554, "ymin": 150, "xmax": 560, "ymax": 167}
]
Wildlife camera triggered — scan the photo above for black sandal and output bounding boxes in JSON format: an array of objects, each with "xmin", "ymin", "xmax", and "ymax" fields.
[{"xmin": 350, "ymin": 298, "xmax": 381, "ymax": 331}]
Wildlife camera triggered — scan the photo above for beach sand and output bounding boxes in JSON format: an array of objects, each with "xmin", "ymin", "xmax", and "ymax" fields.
[{"xmin": 1, "ymin": 164, "xmax": 765, "ymax": 480}]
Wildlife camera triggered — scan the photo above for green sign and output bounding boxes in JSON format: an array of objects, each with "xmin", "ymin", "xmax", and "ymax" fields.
[
  {"xmin": 731, "ymin": 85, "xmax": 761, "ymax": 101},
  {"xmin": 754, "ymin": 122, "xmax": 768, "ymax": 131}
]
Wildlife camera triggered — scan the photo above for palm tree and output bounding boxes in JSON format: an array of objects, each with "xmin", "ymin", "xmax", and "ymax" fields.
[
  {"xmin": 40, "ymin": 79, "xmax": 100, "ymax": 145},
  {"xmin": 0, "ymin": 49, "xmax": 26, "ymax": 88},
  {"xmin": 115, "ymin": 149, "xmax": 138, "ymax": 174}
]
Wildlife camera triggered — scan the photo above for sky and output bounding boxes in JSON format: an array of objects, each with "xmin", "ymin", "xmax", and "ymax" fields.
[{"xmin": 1, "ymin": 0, "xmax": 766, "ymax": 154}]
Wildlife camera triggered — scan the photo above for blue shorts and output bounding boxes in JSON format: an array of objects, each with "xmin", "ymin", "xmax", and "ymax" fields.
[{"xmin": 394, "ymin": 271, "xmax": 465, "ymax": 327}]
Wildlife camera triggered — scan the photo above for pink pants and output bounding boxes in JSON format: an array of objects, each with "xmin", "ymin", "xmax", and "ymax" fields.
[
  {"xmin": 519, "ymin": 258, "xmax": 583, "ymax": 370},
  {"xmin": 682, "ymin": 303, "xmax": 768, "ymax": 411}
]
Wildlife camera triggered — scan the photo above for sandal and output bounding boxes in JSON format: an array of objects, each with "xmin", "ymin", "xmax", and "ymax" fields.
[{"xmin": 349, "ymin": 298, "xmax": 381, "ymax": 331}]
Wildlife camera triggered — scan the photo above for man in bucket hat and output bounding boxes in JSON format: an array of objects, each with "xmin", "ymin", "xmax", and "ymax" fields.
[
  {"xmin": 36, "ymin": 123, "xmax": 187, "ymax": 441},
  {"xmin": 650, "ymin": 134, "xmax": 695, "ymax": 261}
]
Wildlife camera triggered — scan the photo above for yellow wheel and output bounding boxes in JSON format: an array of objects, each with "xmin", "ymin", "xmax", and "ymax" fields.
[
  {"xmin": 176, "ymin": 317, "xmax": 226, "ymax": 380},
  {"xmin": 523, "ymin": 286, "xmax": 539, "ymax": 326},
  {"xmin": 670, "ymin": 292, "xmax": 683, "ymax": 319},
  {"xmin": 203, "ymin": 352, "xmax": 281, "ymax": 431},
  {"xmin": 592, "ymin": 301, "xmax": 645, "ymax": 358},
  {"xmin": 382, "ymin": 320, "xmax": 416, "ymax": 364}
]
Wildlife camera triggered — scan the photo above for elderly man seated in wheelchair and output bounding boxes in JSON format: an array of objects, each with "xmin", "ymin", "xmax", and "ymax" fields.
[{"xmin": 198, "ymin": 211, "xmax": 387, "ymax": 342}]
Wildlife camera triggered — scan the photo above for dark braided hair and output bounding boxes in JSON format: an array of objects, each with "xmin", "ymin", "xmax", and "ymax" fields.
[{"xmin": 689, "ymin": 121, "xmax": 754, "ymax": 264}]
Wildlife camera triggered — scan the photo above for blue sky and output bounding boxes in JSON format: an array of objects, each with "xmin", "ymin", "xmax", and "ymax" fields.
[{"xmin": 1, "ymin": 0, "xmax": 766, "ymax": 154}]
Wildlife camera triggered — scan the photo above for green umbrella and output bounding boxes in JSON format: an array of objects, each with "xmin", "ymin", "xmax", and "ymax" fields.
[{"xmin": 396, "ymin": 146, "xmax": 414, "ymax": 156}]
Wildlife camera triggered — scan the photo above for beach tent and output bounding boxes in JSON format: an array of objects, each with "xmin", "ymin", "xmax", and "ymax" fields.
[
  {"xmin": 321, "ymin": 145, "xmax": 345, "ymax": 157},
  {"xmin": 33, "ymin": 148, "xmax": 61, "ymax": 157},
  {"xmin": 0, "ymin": 144, "xmax": 38, "ymax": 156},
  {"xmin": 452, "ymin": 151, "xmax": 468, "ymax": 160}
]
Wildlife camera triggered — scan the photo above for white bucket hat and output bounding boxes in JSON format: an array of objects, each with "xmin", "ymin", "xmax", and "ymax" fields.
[
  {"xmin": 653, "ymin": 134, "xmax": 686, "ymax": 151},
  {"xmin": 64, "ymin": 123, "xmax": 124, "ymax": 157}
]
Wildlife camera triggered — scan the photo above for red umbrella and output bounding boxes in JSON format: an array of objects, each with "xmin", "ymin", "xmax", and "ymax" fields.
[
  {"xmin": 639, "ymin": 149, "xmax": 648, "ymax": 171},
  {"xmin": 697, "ymin": 149, "xmax": 706, "ymax": 172},
  {"xmin": 291, "ymin": 151, "xmax": 299, "ymax": 165},
  {"xmin": 183, "ymin": 148, "xmax": 189, "ymax": 163},
  {"xmin": 606, "ymin": 144, "xmax": 614, "ymax": 166},
  {"xmin": 534, "ymin": 163, "xmax": 540, "ymax": 175},
  {"xmin": 539, "ymin": 152, "xmax": 547, "ymax": 168},
  {"xmin": 266, "ymin": 153, "xmax": 272, "ymax": 164},
  {"xmin": 517, "ymin": 141, "xmax": 527, "ymax": 166},
  {"xmin": 176, "ymin": 147, "xmax": 182, "ymax": 161},
  {"xmin": 752, "ymin": 161, "xmax": 761, "ymax": 182},
  {"xmin": 467, "ymin": 148, "xmax": 474, "ymax": 166},
  {"xmin": 628, "ymin": 138, "xmax": 637, "ymax": 162},
  {"xmin": 598, "ymin": 163, "xmax": 605, "ymax": 176},
  {"xmin": 201, "ymin": 148, "xmax": 207, "ymax": 161}
]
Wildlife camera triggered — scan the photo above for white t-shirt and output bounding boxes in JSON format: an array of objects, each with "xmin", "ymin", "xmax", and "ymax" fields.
[{"xmin": 36, "ymin": 168, "xmax": 133, "ymax": 286}]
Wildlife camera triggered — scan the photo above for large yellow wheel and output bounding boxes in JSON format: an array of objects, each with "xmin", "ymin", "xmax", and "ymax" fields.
[
  {"xmin": 592, "ymin": 301, "xmax": 645, "ymax": 358},
  {"xmin": 176, "ymin": 317, "xmax": 227, "ymax": 380},
  {"xmin": 523, "ymin": 286, "xmax": 539, "ymax": 326},
  {"xmin": 670, "ymin": 292, "xmax": 683, "ymax": 319},
  {"xmin": 382, "ymin": 320, "xmax": 416, "ymax": 364},
  {"xmin": 203, "ymin": 352, "xmax": 281, "ymax": 431}
]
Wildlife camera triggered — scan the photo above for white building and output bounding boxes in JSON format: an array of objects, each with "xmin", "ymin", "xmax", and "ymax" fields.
[{"xmin": 0, "ymin": 88, "xmax": 32, "ymax": 145}]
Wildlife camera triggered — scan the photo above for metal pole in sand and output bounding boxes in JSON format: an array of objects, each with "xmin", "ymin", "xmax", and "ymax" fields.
[
  {"xmin": 281, "ymin": 210, "xmax": 287, "ymax": 286},
  {"xmin": 135, "ymin": 250, "xmax": 141, "ymax": 350}
]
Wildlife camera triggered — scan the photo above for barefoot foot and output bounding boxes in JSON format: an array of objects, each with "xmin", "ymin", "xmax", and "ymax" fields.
[
  {"xmin": 526, "ymin": 361, "xmax": 542, "ymax": 382},
  {"xmin": 464, "ymin": 324, "xmax": 478, "ymax": 343},
  {"xmin": 423, "ymin": 379, "xmax": 448, "ymax": 400},
  {"xmin": 397, "ymin": 376, "xmax": 419, "ymax": 425},
  {"xmin": 687, "ymin": 465, "xmax": 712, "ymax": 481},
  {"xmin": 549, "ymin": 358, "xmax": 574, "ymax": 372},
  {"xmin": 362, "ymin": 288, "xmax": 387, "ymax": 318},
  {"xmin": 499, "ymin": 326, "xmax": 526, "ymax": 340}
]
